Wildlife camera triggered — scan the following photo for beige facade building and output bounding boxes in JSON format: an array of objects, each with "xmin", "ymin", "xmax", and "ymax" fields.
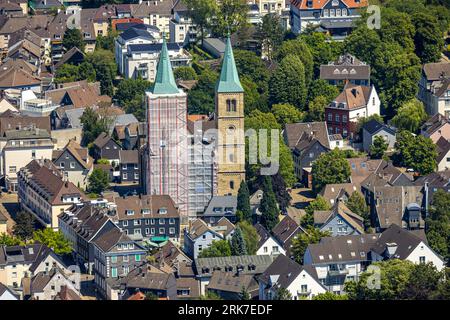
[{"xmin": 214, "ymin": 37, "xmax": 245, "ymax": 196}]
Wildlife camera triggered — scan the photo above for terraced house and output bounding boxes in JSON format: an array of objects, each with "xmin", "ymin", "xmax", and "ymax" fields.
[{"xmin": 17, "ymin": 159, "xmax": 86, "ymax": 229}]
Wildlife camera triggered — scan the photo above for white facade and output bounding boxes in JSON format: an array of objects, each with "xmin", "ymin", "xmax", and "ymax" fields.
[
  {"xmin": 256, "ymin": 237, "xmax": 286, "ymax": 256},
  {"xmin": 348, "ymin": 87, "xmax": 380, "ymax": 122},
  {"xmin": 406, "ymin": 241, "xmax": 445, "ymax": 271}
]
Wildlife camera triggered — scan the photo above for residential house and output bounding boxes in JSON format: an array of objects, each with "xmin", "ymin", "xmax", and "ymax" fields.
[
  {"xmin": 207, "ymin": 270, "xmax": 259, "ymax": 300},
  {"xmin": 415, "ymin": 170, "xmax": 450, "ymax": 216},
  {"xmin": 320, "ymin": 53, "xmax": 370, "ymax": 86},
  {"xmin": 93, "ymin": 132, "xmax": 122, "ymax": 165},
  {"xmin": 0, "ymin": 282, "xmax": 19, "ymax": 300},
  {"xmin": 118, "ymin": 149, "xmax": 140, "ymax": 184},
  {"xmin": 436, "ymin": 137, "xmax": 450, "ymax": 171},
  {"xmin": 272, "ymin": 215, "xmax": 305, "ymax": 259},
  {"xmin": 114, "ymin": 24, "xmax": 160, "ymax": 76},
  {"xmin": 58, "ymin": 203, "xmax": 119, "ymax": 273},
  {"xmin": 319, "ymin": 182, "xmax": 362, "ymax": 206},
  {"xmin": 53, "ymin": 46, "xmax": 85, "ymax": 70},
  {"xmin": 369, "ymin": 224, "xmax": 445, "ymax": 271},
  {"xmin": 92, "ymin": 227, "xmax": 147, "ymax": 299},
  {"xmin": 420, "ymin": 113, "xmax": 450, "ymax": 143},
  {"xmin": 328, "ymin": 133, "xmax": 344, "ymax": 149},
  {"xmin": 194, "ymin": 255, "xmax": 275, "ymax": 295},
  {"xmin": 52, "ymin": 139, "xmax": 93, "ymax": 190},
  {"xmin": 0, "ymin": 243, "xmax": 70, "ymax": 291},
  {"xmin": 255, "ymin": 223, "xmax": 286, "ymax": 256},
  {"xmin": 289, "ymin": 0, "xmax": 368, "ymax": 37},
  {"xmin": 283, "ymin": 121, "xmax": 331, "ymax": 186},
  {"xmin": 131, "ymin": 0, "xmax": 172, "ymax": 35},
  {"xmin": 202, "ymin": 196, "xmax": 238, "ymax": 224},
  {"xmin": 326, "ymin": 84, "xmax": 380, "ymax": 139},
  {"xmin": 362, "ymin": 118, "xmax": 397, "ymax": 153},
  {"xmin": 25, "ymin": 267, "xmax": 80, "ymax": 300},
  {"xmin": 418, "ymin": 62, "xmax": 450, "ymax": 117},
  {"xmin": 104, "ymin": 194, "xmax": 181, "ymax": 244},
  {"xmin": 183, "ymin": 219, "xmax": 225, "ymax": 259},
  {"xmin": 258, "ymin": 254, "xmax": 326, "ymax": 300},
  {"xmin": 17, "ymin": 159, "xmax": 86, "ymax": 229},
  {"xmin": 303, "ymin": 233, "xmax": 379, "ymax": 294},
  {"xmin": 314, "ymin": 201, "xmax": 364, "ymax": 236},
  {"xmin": 1, "ymin": 127, "xmax": 54, "ymax": 192},
  {"xmin": 109, "ymin": 263, "xmax": 177, "ymax": 300},
  {"xmin": 123, "ymin": 42, "xmax": 192, "ymax": 81},
  {"xmin": 0, "ymin": 58, "xmax": 42, "ymax": 94},
  {"xmin": 0, "ymin": 110, "xmax": 51, "ymax": 137},
  {"xmin": 169, "ymin": 0, "xmax": 198, "ymax": 44}
]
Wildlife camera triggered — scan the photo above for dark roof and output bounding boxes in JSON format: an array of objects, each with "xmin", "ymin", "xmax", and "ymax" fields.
[
  {"xmin": 119, "ymin": 149, "xmax": 139, "ymax": 164},
  {"xmin": 0, "ymin": 282, "xmax": 18, "ymax": 299},
  {"xmin": 421, "ymin": 113, "xmax": 450, "ymax": 136},
  {"xmin": 195, "ymin": 255, "xmax": 274, "ymax": 277},
  {"xmin": 54, "ymin": 47, "xmax": 85, "ymax": 69},
  {"xmin": 92, "ymin": 227, "xmax": 130, "ymax": 252},
  {"xmin": 320, "ymin": 53, "xmax": 370, "ymax": 80},
  {"xmin": 254, "ymin": 223, "xmax": 272, "ymax": 248},
  {"xmin": 258, "ymin": 254, "xmax": 320, "ymax": 289},
  {"xmin": 207, "ymin": 270, "xmax": 258, "ymax": 295},
  {"xmin": 272, "ymin": 216, "xmax": 303, "ymax": 244},
  {"xmin": 114, "ymin": 264, "xmax": 175, "ymax": 291},
  {"xmin": 119, "ymin": 27, "xmax": 154, "ymax": 41},
  {"xmin": 93, "ymin": 132, "xmax": 114, "ymax": 149},
  {"xmin": 53, "ymin": 285, "xmax": 81, "ymax": 300},
  {"xmin": 370, "ymin": 224, "xmax": 431, "ymax": 260},
  {"xmin": 128, "ymin": 42, "xmax": 181, "ymax": 53},
  {"xmin": 436, "ymin": 137, "xmax": 450, "ymax": 163},
  {"xmin": 362, "ymin": 119, "xmax": 396, "ymax": 136},
  {"xmin": 283, "ymin": 122, "xmax": 330, "ymax": 150}
]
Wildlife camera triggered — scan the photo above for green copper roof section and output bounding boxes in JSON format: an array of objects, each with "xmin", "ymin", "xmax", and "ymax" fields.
[
  {"xmin": 216, "ymin": 36, "xmax": 244, "ymax": 93},
  {"xmin": 149, "ymin": 37, "xmax": 179, "ymax": 95}
]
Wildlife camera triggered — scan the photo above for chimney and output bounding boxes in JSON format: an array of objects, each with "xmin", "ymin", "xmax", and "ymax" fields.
[{"xmin": 65, "ymin": 181, "xmax": 69, "ymax": 188}]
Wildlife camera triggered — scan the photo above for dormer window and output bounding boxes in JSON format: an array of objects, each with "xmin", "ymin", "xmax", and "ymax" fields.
[
  {"xmin": 126, "ymin": 210, "xmax": 135, "ymax": 216},
  {"xmin": 142, "ymin": 209, "xmax": 150, "ymax": 215},
  {"xmin": 158, "ymin": 208, "xmax": 167, "ymax": 214}
]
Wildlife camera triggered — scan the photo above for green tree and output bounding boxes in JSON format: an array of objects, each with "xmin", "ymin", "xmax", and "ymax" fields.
[
  {"xmin": 78, "ymin": 61, "xmax": 97, "ymax": 82},
  {"xmin": 55, "ymin": 64, "xmax": 80, "ymax": 83},
  {"xmin": 276, "ymin": 39, "xmax": 314, "ymax": 88},
  {"xmin": 312, "ymin": 149, "xmax": 351, "ymax": 193},
  {"xmin": 86, "ymin": 49, "xmax": 117, "ymax": 96},
  {"xmin": 0, "ymin": 234, "xmax": 24, "ymax": 246},
  {"xmin": 307, "ymin": 79, "xmax": 339, "ymax": 107},
  {"xmin": 345, "ymin": 192, "xmax": 370, "ymax": 229},
  {"xmin": 184, "ymin": 0, "xmax": 217, "ymax": 44},
  {"xmin": 144, "ymin": 292, "xmax": 159, "ymax": 300},
  {"xmin": 88, "ymin": 168, "xmax": 110, "ymax": 194},
  {"xmin": 271, "ymin": 103, "xmax": 305, "ymax": 126},
  {"xmin": 394, "ymin": 131, "xmax": 437, "ymax": 175},
  {"xmin": 13, "ymin": 211, "xmax": 35, "ymax": 240},
  {"xmin": 199, "ymin": 291, "xmax": 223, "ymax": 300},
  {"xmin": 237, "ymin": 221, "xmax": 259, "ymax": 255},
  {"xmin": 240, "ymin": 286, "xmax": 251, "ymax": 300},
  {"xmin": 80, "ymin": 107, "xmax": 110, "ymax": 146},
  {"xmin": 313, "ymin": 292, "xmax": 349, "ymax": 300},
  {"xmin": 257, "ymin": 13, "xmax": 284, "ymax": 62},
  {"xmin": 245, "ymin": 110, "xmax": 296, "ymax": 188},
  {"xmin": 213, "ymin": 0, "xmax": 248, "ymax": 37},
  {"xmin": 271, "ymin": 172, "xmax": 292, "ymax": 212},
  {"xmin": 307, "ymin": 95, "xmax": 329, "ymax": 122},
  {"xmin": 63, "ymin": 28, "xmax": 85, "ymax": 52},
  {"xmin": 274, "ymin": 287, "xmax": 292, "ymax": 300},
  {"xmin": 391, "ymin": 99, "xmax": 427, "ymax": 133},
  {"xmin": 198, "ymin": 240, "xmax": 232, "ymax": 258},
  {"xmin": 95, "ymin": 29, "xmax": 118, "ymax": 52},
  {"xmin": 188, "ymin": 68, "xmax": 218, "ymax": 114},
  {"xmin": 173, "ymin": 66, "xmax": 197, "ymax": 80},
  {"xmin": 259, "ymin": 176, "xmax": 279, "ymax": 231},
  {"xmin": 33, "ymin": 228, "xmax": 72, "ymax": 255},
  {"xmin": 369, "ymin": 135, "xmax": 389, "ymax": 159},
  {"xmin": 302, "ymin": 195, "xmax": 330, "ymax": 228},
  {"xmin": 234, "ymin": 49, "xmax": 270, "ymax": 96},
  {"xmin": 402, "ymin": 263, "xmax": 443, "ymax": 300},
  {"xmin": 426, "ymin": 189, "xmax": 450, "ymax": 260},
  {"xmin": 236, "ymin": 181, "xmax": 251, "ymax": 222},
  {"xmin": 291, "ymin": 227, "xmax": 330, "ymax": 264},
  {"xmin": 230, "ymin": 227, "xmax": 247, "ymax": 256},
  {"xmin": 115, "ymin": 78, "xmax": 150, "ymax": 121},
  {"xmin": 412, "ymin": 12, "xmax": 445, "ymax": 63},
  {"xmin": 269, "ymin": 55, "xmax": 307, "ymax": 109}
]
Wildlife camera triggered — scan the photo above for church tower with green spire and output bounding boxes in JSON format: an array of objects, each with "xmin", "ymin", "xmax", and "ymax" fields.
[
  {"xmin": 145, "ymin": 37, "xmax": 189, "ymax": 219},
  {"xmin": 214, "ymin": 36, "xmax": 245, "ymax": 196}
]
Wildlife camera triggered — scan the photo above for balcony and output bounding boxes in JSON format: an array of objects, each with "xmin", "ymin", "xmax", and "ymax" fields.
[{"xmin": 327, "ymin": 268, "xmax": 349, "ymax": 277}]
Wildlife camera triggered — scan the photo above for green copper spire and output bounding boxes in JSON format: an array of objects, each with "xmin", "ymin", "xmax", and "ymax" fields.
[
  {"xmin": 216, "ymin": 36, "xmax": 244, "ymax": 93},
  {"xmin": 149, "ymin": 37, "xmax": 179, "ymax": 95}
]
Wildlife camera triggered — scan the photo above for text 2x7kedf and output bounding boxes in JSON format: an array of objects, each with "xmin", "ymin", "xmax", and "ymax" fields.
[{"xmin": 178, "ymin": 304, "xmax": 273, "ymax": 318}]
